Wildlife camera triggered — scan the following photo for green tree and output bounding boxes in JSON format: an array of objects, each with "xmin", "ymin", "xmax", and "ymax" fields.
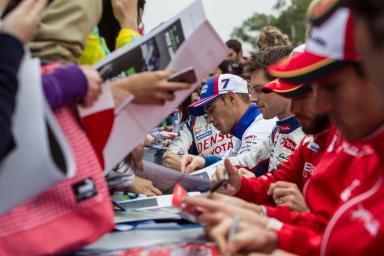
[{"xmin": 232, "ymin": 0, "xmax": 312, "ymax": 51}]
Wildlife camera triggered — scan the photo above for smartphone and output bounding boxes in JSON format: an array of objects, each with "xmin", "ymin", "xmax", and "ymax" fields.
[{"xmin": 167, "ymin": 67, "xmax": 197, "ymax": 84}]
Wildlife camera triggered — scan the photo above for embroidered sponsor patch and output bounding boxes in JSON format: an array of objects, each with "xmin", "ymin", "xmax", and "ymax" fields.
[
  {"xmin": 303, "ymin": 162, "xmax": 315, "ymax": 178},
  {"xmin": 283, "ymin": 138, "xmax": 297, "ymax": 151},
  {"xmin": 196, "ymin": 130, "xmax": 213, "ymax": 141},
  {"xmin": 308, "ymin": 142, "xmax": 320, "ymax": 152},
  {"xmin": 279, "ymin": 124, "xmax": 292, "ymax": 132},
  {"xmin": 244, "ymin": 134, "xmax": 258, "ymax": 140}
]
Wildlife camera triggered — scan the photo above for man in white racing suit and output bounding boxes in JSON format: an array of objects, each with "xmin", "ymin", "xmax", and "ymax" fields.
[
  {"xmin": 182, "ymin": 46, "xmax": 305, "ymax": 176},
  {"xmin": 229, "ymin": 46, "xmax": 305, "ymax": 175},
  {"xmin": 181, "ymin": 73, "xmax": 276, "ymax": 174}
]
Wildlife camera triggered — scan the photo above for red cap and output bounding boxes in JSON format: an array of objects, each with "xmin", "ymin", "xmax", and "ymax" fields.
[
  {"xmin": 262, "ymin": 79, "xmax": 311, "ymax": 97},
  {"xmin": 268, "ymin": 8, "xmax": 359, "ymax": 84}
]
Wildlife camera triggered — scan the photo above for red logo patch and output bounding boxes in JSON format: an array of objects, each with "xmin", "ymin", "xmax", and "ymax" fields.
[{"xmin": 283, "ymin": 138, "xmax": 296, "ymax": 151}]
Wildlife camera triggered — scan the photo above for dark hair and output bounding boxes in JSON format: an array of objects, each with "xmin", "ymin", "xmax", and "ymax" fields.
[
  {"xmin": 349, "ymin": 0, "xmax": 384, "ymax": 48},
  {"xmin": 179, "ymin": 87, "xmax": 202, "ymax": 122},
  {"xmin": 218, "ymin": 60, "xmax": 229, "ymax": 73},
  {"xmin": 248, "ymin": 45, "xmax": 293, "ymax": 73},
  {"xmin": 180, "ymin": 96, "xmax": 192, "ymax": 123},
  {"xmin": 236, "ymin": 93, "xmax": 250, "ymax": 103},
  {"xmin": 99, "ymin": 0, "xmax": 146, "ymax": 51},
  {"xmin": 219, "ymin": 92, "xmax": 250, "ymax": 104},
  {"xmin": 99, "ymin": 0, "xmax": 120, "ymax": 52},
  {"xmin": 226, "ymin": 39, "xmax": 242, "ymax": 54},
  {"xmin": 138, "ymin": 0, "xmax": 146, "ymax": 9}
]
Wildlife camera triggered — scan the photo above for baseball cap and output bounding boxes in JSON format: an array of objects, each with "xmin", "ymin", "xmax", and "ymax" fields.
[
  {"xmin": 268, "ymin": 8, "xmax": 359, "ymax": 84},
  {"xmin": 261, "ymin": 79, "xmax": 312, "ymax": 98},
  {"xmin": 262, "ymin": 44, "xmax": 310, "ymax": 97},
  {"xmin": 187, "ymin": 74, "xmax": 248, "ymax": 116},
  {"xmin": 290, "ymin": 44, "xmax": 306, "ymax": 57}
]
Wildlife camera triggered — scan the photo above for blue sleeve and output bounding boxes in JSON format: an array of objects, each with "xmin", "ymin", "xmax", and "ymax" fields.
[
  {"xmin": 0, "ymin": 33, "xmax": 24, "ymax": 160},
  {"xmin": 203, "ymin": 156, "xmax": 222, "ymax": 167}
]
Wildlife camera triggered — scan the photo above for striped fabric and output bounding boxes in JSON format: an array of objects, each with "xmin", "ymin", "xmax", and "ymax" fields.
[{"xmin": 0, "ymin": 108, "xmax": 114, "ymax": 255}]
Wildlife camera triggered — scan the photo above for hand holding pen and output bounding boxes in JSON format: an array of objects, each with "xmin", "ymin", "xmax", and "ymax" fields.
[
  {"xmin": 211, "ymin": 158, "xmax": 243, "ymax": 195},
  {"xmin": 210, "ymin": 215, "xmax": 280, "ymax": 255},
  {"xmin": 202, "ymin": 171, "xmax": 229, "ymax": 197}
]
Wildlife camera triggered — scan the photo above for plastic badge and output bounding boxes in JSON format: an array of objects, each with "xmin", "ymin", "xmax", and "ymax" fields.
[
  {"xmin": 172, "ymin": 183, "xmax": 203, "ymax": 223},
  {"xmin": 159, "ymin": 131, "xmax": 178, "ymax": 138},
  {"xmin": 172, "ymin": 183, "xmax": 187, "ymax": 208}
]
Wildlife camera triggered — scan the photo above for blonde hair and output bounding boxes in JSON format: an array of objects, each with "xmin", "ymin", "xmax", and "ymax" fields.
[{"xmin": 257, "ymin": 26, "xmax": 292, "ymax": 51}]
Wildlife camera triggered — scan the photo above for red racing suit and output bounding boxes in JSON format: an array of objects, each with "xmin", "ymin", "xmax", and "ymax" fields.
[
  {"xmin": 236, "ymin": 126, "xmax": 335, "ymax": 206},
  {"xmin": 265, "ymin": 130, "xmax": 384, "ymax": 255},
  {"xmin": 311, "ymin": 125, "xmax": 384, "ymax": 256}
]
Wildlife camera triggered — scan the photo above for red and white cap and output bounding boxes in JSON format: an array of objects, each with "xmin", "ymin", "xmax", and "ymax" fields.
[
  {"xmin": 261, "ymin": 79, "xmax": 312, "ymax": 97},
  {"xmin": 268, "ymin": 8, "xmax": 359, "ymax": 84},
  {"xmin": 187, "ymin": 74, "xmax": 248, "ymax": 116},
  {"xmin": 262, "ymin": 44, "xmax": 311, "ymax": 97}
]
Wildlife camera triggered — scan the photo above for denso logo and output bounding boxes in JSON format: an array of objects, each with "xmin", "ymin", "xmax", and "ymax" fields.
[
  {"xmin": 198, "ymin": 133, "xmax": 232, "ymax": 152},
  {"xmin": 209, "ymin": 142, "xmax": 233, "ymax": 156}
]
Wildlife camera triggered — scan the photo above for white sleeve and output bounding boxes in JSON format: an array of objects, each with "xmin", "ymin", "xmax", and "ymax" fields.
[
  {"xmin": 238, "ymin": 118, "xmax": 276, "ymax": 155},
  {"xmin": 230, "ymin": 135, "xmax": 272, "ymax": 169},
  {"xmin": 107, "ymin": 163, "xmax": 135, "ymax": 189},
  {"xmin": 165, "ymin": 122, "xmax": 193, "ymax": 155}
]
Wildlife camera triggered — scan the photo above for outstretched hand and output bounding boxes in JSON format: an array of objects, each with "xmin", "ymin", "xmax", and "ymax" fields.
[
  {"xmin": 1, "ymin": 0, "xmax": 48, "ymax": 43},
  {"xmin": 211, "ymin": 158, "xmax": 242, "ymax": 195},
  {"xmin": 112, "ymin": 70, "xmax": 191, "ymax": 105}
]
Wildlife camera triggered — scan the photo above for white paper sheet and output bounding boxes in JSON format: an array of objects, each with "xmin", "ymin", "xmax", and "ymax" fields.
[
  {"xmin": 0, "ymin": 53, "xmax": 75, "ymax": 214},
  {"xmin": 189, "ymin": 160, "xmax": 225, "ymax": 181}
]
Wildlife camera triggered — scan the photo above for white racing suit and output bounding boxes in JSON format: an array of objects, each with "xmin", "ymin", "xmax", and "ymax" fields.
[
  {"xmin": 165, "ymin": 115, "xmax": 233, "ymax": 157},
  {"xmin": 230, "ymin": 115, "xmax": 305, "ymax": 176},
  {"xmin": 203, "ymin": 104, "xmax": 276, "ymax": 174}
]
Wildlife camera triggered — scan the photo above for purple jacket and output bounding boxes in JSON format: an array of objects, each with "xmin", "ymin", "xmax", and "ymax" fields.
[{"xmin": 42, "ymin": 64, "xmax": 88, "ymax": 111}]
